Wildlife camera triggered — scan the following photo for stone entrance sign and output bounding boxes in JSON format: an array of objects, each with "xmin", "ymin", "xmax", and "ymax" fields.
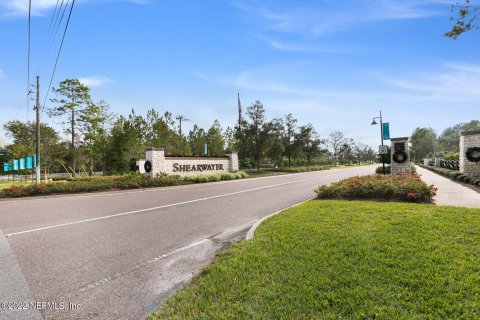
[
  {"xmin": 138, "ymin": 148, "xmax": 239, "ymax": 178},
  {"xmin": 390, "ymin": 137, "xmax": 411, "ymax": 175},
  {"xmin": 460, "ymin": 130, "xmax": 480, "ymax": 177}
]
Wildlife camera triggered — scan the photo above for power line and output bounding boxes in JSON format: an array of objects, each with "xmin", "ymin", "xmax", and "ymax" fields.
[
  {"xmin": 48, "ymin": 0, "xmax": 61, "ymax": 30},
  {"xmin": 27, "ymin": 0, "xmax": 32, "ymax": 121},
  {"xmin": 37, "ymin": 0, "xmax": 69, "ymax": 77},
  {"xmin": 42, "ymin": 0, "xmax": 76, "ymax": 113}
]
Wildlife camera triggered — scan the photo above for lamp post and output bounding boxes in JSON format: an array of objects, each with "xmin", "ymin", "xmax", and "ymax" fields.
[{"xmin": 371, "ymin": 111, "xmax": 386, "ymax": 175}]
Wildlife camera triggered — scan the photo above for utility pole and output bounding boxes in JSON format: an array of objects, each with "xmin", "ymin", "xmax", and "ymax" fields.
[
  {"xmin": 35, "ymin": 75, "xmax": 41, "ymax": 184},
  {"xmin": 71, "ymin": 97, "xmax": 76, "ymax": 173},
  {"xmin": 237, "ymin": 93, "xmax": 242, "ymax": 168},
  {"xmin": 176, "ymin": 115, "xmax": 190, "ymax": 155}
]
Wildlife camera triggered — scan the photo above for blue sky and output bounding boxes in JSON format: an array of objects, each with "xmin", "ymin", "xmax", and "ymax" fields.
[{"xmin": 0, "ymin": 0, "xmax": 479, "ymax": 147}]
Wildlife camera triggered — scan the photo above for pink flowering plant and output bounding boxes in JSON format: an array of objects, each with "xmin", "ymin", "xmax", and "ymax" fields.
[{"xmin": 315, "ymin": 173, "xmax": 436, "ymax": 203}]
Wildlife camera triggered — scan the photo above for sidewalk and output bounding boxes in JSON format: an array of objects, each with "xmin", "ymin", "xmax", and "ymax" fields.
[{"xmin": 416, "ymin": 166, "xmax": 480, "ymax": 208}]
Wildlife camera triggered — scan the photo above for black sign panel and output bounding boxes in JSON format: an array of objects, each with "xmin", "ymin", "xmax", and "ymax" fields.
[{"xmin": 394, "ymin": 143, "xmax": 405, "ymax": 152}]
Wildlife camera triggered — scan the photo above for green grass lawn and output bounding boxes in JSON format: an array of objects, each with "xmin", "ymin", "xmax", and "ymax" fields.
[{"xmin": 149, "ymin": 200, "xmax": 480, "ymax": 319}]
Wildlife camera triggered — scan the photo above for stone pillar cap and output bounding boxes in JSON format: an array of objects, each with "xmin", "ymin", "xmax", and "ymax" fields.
[
  {"xmin": 460, "ymin": 130, "xmax": 480, "ymax": 136},
  {"xmin": 390, "ymin": 137, "xmax": 409, "ymax": 141}
]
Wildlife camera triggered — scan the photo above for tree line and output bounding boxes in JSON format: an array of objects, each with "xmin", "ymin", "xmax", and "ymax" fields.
[
  {"xmin": 410, "ymin": 120, "xmax": 480, "ymax": 161},
  {"xmin": 1, "ymin": 79, "xmax": 377, "ymax": 175}
]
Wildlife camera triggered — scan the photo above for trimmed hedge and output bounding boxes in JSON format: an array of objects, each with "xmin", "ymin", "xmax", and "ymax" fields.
[
  {"xmin": 0, "ymin": 175, "xmax": 183, "ymax": 198},
  {"xmin": 418, "ymin": 164, "xmax": 480, "ymax": 187},
  {"xmin": 181, "ymin": 171, "xmax": 248, "ymax": 183},
  {"xmin": 375, "ymin": 165, "xmax": 391, "ymax": 174},
  {"xmin": 315, "ymin": 173, "xmax": 436, "ymax": 203},
  {"xmin": 0, "ymin": 171, "xmax": 250, "ymax": 198},
  {"xmin": 263, "ymin": 166, "xmax": 331, "ymax": 173}
]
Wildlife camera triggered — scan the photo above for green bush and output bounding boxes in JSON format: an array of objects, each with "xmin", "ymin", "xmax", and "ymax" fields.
[
  {"xmin": 181, "ymin": 171, "xmax": 248, "ymax": 183},
  {"xmin": 315, "ymin": 174, "xmax": 436, "ymax": 203},
  {"xmin": 0, "ymin": 175, "xmax": 182, "ymax": 198},
  {"xmin": 375, "ymin": 165, "xmax": 391, "ymax": 174},
  {"xmin": 264, "ymin": 166, "xmax": 331, "ymax": 173},
  {"xmin": 417, "ymin": 164, "xmax": 480, "ymax": 188},
  {"xmin": 444, "ymin": 152, "xmax": 460, "ymax": 160}
]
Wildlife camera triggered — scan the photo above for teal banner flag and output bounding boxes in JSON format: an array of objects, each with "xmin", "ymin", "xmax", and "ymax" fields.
[
  {"xmin": 13, "ymin": 159, "xmax": 18, "ymax": 170},
  {"xmin": 20, "ymin": 158, "xmax": 25, "ymax": 170},
  {"xmin": 26, "ymin": 156, "xmax": 33, "ymax": 169},
  {"xmin": 3, "ymin": 163, "xmax": 11, "ymax": 172},
  {"xmin": 383, "ymin": 123, "xmax": 390, "ymax": 140}
]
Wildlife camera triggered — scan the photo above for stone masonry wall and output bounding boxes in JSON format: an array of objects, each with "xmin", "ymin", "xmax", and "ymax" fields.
[
  {"xmin": 391, "ymin": 137, "xmax": 411, "ymax": 175},
  {"xmin": 460, "ymin": 131, "xmax": 480, "ymax": 177},
  {"xmin": 143, "ymin": 149, "xmax": 239, "ymax": 177}
]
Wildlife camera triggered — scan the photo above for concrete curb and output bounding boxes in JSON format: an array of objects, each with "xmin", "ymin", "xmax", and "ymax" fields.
[
  {"xmin": 0, "ymin": 229, "xmax": 43, "ymax": 320},
  {"xmin": 245, "ymin": 197, "xmax": 315, "ymax": 240}
]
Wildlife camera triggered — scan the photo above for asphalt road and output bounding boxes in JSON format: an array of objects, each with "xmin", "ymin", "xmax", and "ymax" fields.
[{"xmin": 0, "ymin": 166, "xmax": 374, "ymax": 320}]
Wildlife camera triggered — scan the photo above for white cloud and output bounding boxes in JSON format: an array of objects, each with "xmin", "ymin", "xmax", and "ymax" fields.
[
  {"xmin": 1, "ymin": 0, "xmax": 150, "ymax": 16},
  {"xmin": 234, "ymin": 0, "xmax": 450, "ymax": 39},
  {"xmin": 0, "ymin": 69, "xmax": 4, "ymax": 78},
  {"xmin": 78, "ymin": 75, "xmax": 112, "ymax": 87},
  {"xmin": 381, "ymin": 62, "xmax": 480, "ymax": 101},
  {"xmin": 1, "ymin": 0, "xmax": 57, "ymax": 16}
]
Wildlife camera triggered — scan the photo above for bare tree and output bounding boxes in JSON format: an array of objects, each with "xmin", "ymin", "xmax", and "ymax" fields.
[{"xmin": 327, "ymin": 131, "xmax": 345, "ymax": 164}]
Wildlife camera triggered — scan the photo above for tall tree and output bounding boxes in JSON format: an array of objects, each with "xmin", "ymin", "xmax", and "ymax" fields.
[
  {"xmin": 266, "ymin": 118, "xmax": 285, "ymax": 166},
  {"xmin": 410, "ymin": 127, "xmax": 437, "ymax": 161},
  {"xmin": 283, "ymin": 113, "xmax": 297, "ymax": 167},
  {"xmin": 3, "ymin": 120, "xmax": 68, "ymax": 173},
  {"xmin": 49, "ymin": 79, "xmax": 92, "ymax": 172},
  {"xmin": 446, "ymin": 1, "xmax": 480, "ymax": 39},
  {"xmin": 79, "ymin": 100, "xmax": 112, "ymax": 174},
  {"xmin": 188, "ymin": 124, "xmax": 207, "ymax": 155},
  {"xmin": 206, "ymin": 120, "xmax": 225, "ymax": 156},
  {"xmin": 296, "ymin": 124, "xmax": 322, "ymax": 166},
  {"xmin": 223, "ymin": 126, "xmax": 237, "ymax": 154},
  {"xmin": 245, "ymin": 101, "xmax": 268, "ymax": 171},
  {"xmin": 438, "ymin": 120, "xmax": 480, "ymax": 153},
  {"xmin": 338, "ymin": 138, "xmax": 356, "ymax": 165},
  {"xmin": 327, "ymin": 131, "xmax": 345, "ymax": 164}
]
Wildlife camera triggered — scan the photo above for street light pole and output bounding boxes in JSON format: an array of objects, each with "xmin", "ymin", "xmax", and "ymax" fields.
[{"xmin": 372, "ymin": 110, "xmax": 386, "ymax": 175}]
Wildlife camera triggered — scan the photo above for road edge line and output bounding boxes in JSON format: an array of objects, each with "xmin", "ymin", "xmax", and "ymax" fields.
[{"xmin": 245, "ymin": 197, "xmax": 316, "ymax": 240}]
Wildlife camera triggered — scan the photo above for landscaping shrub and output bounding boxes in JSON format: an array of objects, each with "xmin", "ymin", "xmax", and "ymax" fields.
[
  {"xmin": 0, "ymin": 175, "xmax": 182, "ymax": 198},
  {"xmin": 181, "ymin": 171, "xmax": 248, "ymax": 183},
  {"xmin": 315, "ymin": 174, "xmax": 436, "ymax": 203},
  {"xmin": 417, "ymin": 164, "xmax": 480, "ymax": 188},
  {"xmin": 264, "ymin": 166, "xmax": 331, "ymax": 173},
  {"xmin": 375, "ymin": 165, "xmax": 391, "ymax": 174}
]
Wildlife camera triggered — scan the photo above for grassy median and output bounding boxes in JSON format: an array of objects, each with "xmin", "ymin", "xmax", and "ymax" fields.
[{"xmin": 149, "ymin": 200, "xmax": 480, "ymax": 319}]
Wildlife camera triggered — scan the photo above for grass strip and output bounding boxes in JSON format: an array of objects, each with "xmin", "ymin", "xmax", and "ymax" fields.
[{"xmin": 149, "ymin": 200, "xmax": 480, "ymax": 320}]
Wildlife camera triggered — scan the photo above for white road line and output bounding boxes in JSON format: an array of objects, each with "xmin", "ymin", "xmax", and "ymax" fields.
[{"xmin": 5, "ymin": 176, "xmax": 323, "ymax": 238}]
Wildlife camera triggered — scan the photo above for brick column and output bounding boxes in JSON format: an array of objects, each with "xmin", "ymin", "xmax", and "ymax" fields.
[
  {"xmin": 460, "ymin": 130, "xmax": 480, "ymax": 177},
  {"xmin": 145, "ymin": 148, "xmax": 166, "ymax": 178},
  {"xmin": 390, "ymin": 137, "xmax": 411, "ymax": 175},
  {"xmin": 227, "ymin": 152, "xmax": 239, "ymax": 171}
]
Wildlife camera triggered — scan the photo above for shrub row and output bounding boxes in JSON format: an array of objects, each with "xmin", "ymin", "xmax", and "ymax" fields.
[
  {"xmin": 0, "ymin": 175, "xmax": 183, "ymax": 198},
  {"xmin": 263, "ymin": 166, "xmax": 331, "ymax": 173},
  {"xmin": 181, "ymin": 171, "xmax": 248, "ymax": 183},
  {"xmin": 418, "ymin": 164, "xmax": 480, "ymax": 186},
  {"xmin": 0, "ymin": 171, "xmax": 250, "ymax": 198},
  {"xmin": 315, "ymin": 173, "xmax": 436, "ymax": 203}
]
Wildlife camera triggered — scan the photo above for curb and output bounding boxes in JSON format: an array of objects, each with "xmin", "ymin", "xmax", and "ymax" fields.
[
  {"xmin": 245, "ymin": 197, "xmax": 315, "ymax": 240},
  {"xmin": 0, "ymin": 229, "xmax": 43, "ymax": 320}
]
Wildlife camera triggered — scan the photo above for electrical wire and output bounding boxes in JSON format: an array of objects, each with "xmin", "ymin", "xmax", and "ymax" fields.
[
  {"xmin": 48, "ymin": 0, "xmax": 61, "ymax": 30},
  {"xmin": 42, "ymin": 0, "xmax": 76, "ymax": 113},
  {"xmin": 27, "ymin": 0, "xmax": 32, "ymax": 121},
  {"xmin": 37, "ymin": 0, "xmax": 68, "ymax": 77}
]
